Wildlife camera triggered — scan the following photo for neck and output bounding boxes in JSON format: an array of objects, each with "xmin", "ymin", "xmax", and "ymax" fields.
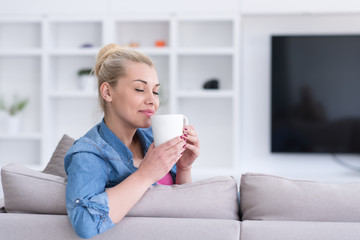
[{"xmin": 104, "ymin": 114, "xmax": 137, "ymax": 148}]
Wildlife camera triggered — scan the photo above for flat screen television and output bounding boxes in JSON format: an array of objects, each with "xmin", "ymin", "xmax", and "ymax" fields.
[{"xmin": 271, "ymin": 35, "xmax": 360, "ymax": 154}]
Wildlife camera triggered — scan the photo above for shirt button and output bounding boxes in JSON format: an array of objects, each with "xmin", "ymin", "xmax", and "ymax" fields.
[{"xmin": 75, "ymin": 199, "xmax": 80, "ymax": 203}]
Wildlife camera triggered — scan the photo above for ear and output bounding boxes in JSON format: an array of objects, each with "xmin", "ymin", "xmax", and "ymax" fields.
[{"xmin": 100, "ymin": 82, "xmax": 112, "ymax": 103}]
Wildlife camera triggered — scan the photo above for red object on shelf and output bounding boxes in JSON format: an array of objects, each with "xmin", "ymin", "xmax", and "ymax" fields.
[
  {"xmin": 129, "ymin": 42, "xmax": 140, "ymax": 48},
  {"xmin": 155, "ymin": 40, "xmax": 166, "ymax": 47}
]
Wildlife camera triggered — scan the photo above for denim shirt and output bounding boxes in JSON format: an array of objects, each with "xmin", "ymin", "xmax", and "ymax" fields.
[{"xmin": 64, "ymin": 119, "xmax": 177, "ymax": 239}]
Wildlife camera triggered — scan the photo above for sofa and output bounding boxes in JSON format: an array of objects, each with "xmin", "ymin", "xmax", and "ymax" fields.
[{"xmin": 1, "ymin": 135, "xmax": 360, "ymax": 240}]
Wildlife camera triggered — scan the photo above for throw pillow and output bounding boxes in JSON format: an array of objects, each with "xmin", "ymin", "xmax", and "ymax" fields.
[
  {"xmin": 1, "ymin": 163, "xmax": 67, "ymax": 214},
  {"xmin": 240, "ymin": 173, "xmax": 360, "ymax": 222},
  {"xmin": 42, "ymin": 134, "xmax": 74, "ymax": 178}
]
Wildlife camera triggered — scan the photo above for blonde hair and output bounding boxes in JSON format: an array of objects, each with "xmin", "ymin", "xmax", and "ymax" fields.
[{"xmin": 94, "ymin": 43, "xmax": 154, "ymax": 112}]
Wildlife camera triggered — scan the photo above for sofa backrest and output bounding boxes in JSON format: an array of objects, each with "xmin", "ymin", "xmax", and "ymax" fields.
[
  {"xmin": 240, "ymin": 173, "xmax": 360, "ymax": 222},
  {"xmin": 1, "ymin": 163, "xmax": 240, "ymax": 220}
]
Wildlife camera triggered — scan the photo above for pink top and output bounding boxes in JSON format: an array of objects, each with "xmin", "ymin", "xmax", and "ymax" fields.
[{"xmin": 157, "ymin": 172, "xmax": 174, "ymax": 185}]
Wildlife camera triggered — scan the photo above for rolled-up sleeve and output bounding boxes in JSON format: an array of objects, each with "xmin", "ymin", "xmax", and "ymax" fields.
[{"xmin": 66, "ymin": 152, "xmax": 115, "ymax": 239}]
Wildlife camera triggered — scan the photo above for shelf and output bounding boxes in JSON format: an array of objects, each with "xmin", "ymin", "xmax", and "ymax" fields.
[
  {"xmin": 0, "ymin": 132, "xmax": 42, "ymax": 140},
  {"xmin": 178, "ymin": 20, "xmax": 233, "ymax": 48},
  {"xmin": 0, "ymin": 56, "xmax": 42, "ymax": 133},
  {"xmin": 48, "ymin": 55, "xmax": 96, "ymax": 92},
  {"xmin": 177, "ymin": 90, "xmax": 234, "ymax": 98},
  {"xmin": 115, "ymin": 20, "xmax": 170, "ymax": 48},
  {"xmin": 48, "ymin": 47, "xmax": 170, "ymax": 56},
  {"xmin": 48, "ymin": 48, "xmax": 99, "ymax": 56},
  {"xmin": 0, "ymin": 15, "xmax": 239, "ymax": 171},
  {"xmin": 0, "ymin": 49, "xmax": 42, "ymax": 56},
  {"xmin": 49, "ymin": 21, "xmax": 102, "ymax": 49},
  {"xmin": 130, "ymin": 47, "xmax": 171, "ymax": 55},
  {"xmin": 177, "ymin": 47, "xmax": 235, "ymax": 55},
  {"xmin": 177, "ymin": 55, "xmax": 233, "ymax": 90},
  {"xmin": 49, "ymin": 91, "xmax": 98, "ymax": 98},
  {"xmin": 0, "ymin": 22, "xmax": 41, "ymax": 49}
]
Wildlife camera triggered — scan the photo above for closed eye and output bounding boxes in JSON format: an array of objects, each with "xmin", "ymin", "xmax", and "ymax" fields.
[{"xmin": 135, "ymin": 88, "xmax": 159, "ymax": 96}]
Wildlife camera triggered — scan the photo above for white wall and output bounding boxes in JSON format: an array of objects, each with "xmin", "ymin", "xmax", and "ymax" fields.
[
  {"xmin": 0, "ymin": 0, "xmax": 240, "ymax": 15},
  {"xmin": 242, "ymin": 0, "xmax": 360, "ymax": 14}
]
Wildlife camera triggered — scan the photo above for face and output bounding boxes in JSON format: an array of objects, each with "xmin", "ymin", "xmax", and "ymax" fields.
[{"xmin": 105, "ymin": 62, "xmax": 160, "ymax": 129}]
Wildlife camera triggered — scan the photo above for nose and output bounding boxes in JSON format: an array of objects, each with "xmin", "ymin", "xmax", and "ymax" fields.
[{"xmin": 145, "ymin": 90, "xmax": 156, "ymax": 105}]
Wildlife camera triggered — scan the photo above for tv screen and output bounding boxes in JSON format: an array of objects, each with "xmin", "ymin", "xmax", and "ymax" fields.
[{"xmin": 271, "ymin": 35, "xmax": 360, "ymax": 154}]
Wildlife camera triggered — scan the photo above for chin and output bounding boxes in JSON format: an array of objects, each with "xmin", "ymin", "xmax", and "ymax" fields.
[{"xmin": 139, "ymin": 119, "xmax": 152, "ymax": 129}]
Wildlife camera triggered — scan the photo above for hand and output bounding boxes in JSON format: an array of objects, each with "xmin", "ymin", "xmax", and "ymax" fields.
[
  {"xmin": 137, "ymin": 136, "xmax": 186, "ymax": 184},
  {"xmin": 177, "ymin": 125, "xmax": 200, "ymax": 171}
]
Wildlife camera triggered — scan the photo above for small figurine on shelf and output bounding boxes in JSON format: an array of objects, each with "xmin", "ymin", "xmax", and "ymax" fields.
[
  {"xmin": 129, "ymin": 42, "xmax": 140, "ymax": 48},
  {"xmin": 155, "ymin": 40, "xmax": 166, "ymax": 47},
  {"xmin": 0, "ymin": 95, "xmax": 29, "ymax": 134},
  {"xmin": 78, "ymin": 68, "xmax": 95, "ymax": 92},
  {"xmin": 203, "ymin": 78, "xmax": 220, "ymax": 89},
  {"xmin": 80, "ymin": 43, "xmax": 94, "ymax": 48}
]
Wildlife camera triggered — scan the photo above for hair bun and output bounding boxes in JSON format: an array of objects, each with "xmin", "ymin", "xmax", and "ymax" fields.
[{"xmin": 94, "ymin": 43, "xmax": 122, "ymax": 77}]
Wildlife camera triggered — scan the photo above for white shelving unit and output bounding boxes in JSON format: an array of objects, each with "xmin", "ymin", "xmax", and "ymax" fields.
[
  {"xmin": 0, "ymin": 14, "xmax": 240, "ymax": 176},
  {"xmin": 0, "ymin": 17, "xmax": 43, "ymax": 167}
]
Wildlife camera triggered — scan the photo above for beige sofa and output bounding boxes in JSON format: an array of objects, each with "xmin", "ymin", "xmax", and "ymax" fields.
[{"xmin": 1, "ymin": 135, "xmax": 360, "ymax": 239}]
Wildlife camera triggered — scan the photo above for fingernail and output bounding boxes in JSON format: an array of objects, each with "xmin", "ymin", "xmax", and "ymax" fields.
[
  {"xmin": 183, "ymin": 144, "xmax": 186, "ymax": 149},
  {"xmin": 184, "ymin": 133, "xmax": 188, "ymax": 137},
  {"xmin": 180, "ymin": 136, "xmax": 184, "ymax": 140},
  {"xmin": 184, "ymin": 128, "xmax": 188, "ymax": 131}
]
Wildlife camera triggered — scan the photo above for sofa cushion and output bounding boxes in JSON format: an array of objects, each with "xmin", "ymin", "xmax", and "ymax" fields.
[
  {"xmin": 2, "ymin": 161, "xmax": 239, "ymax": 220},
  {"xmin": 129, "ymin": 175, "xmax": 239, "ymax": 220},
  {"xmin": 1, "ymin": 163, "xmax": 67, "ymax": 214},
  {"xmin": 240, "ymin": 173, "xmax": 360, "ymax": 222},
  {"xmin": 0, "ymin": 214, "xmax": 241, "ymax": 240},
  {"xmin": 241, "ymin": 220, "xmax": 360, "ymax": 240},
  {"xmin": 42, "ymin": 134, "xmax": 74, "ymax": 178}
]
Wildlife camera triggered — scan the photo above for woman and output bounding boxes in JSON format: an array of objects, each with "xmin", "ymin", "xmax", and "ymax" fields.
[{"xmin": 64, "ymin": 43, "xmax": 200, "ymax": 239}]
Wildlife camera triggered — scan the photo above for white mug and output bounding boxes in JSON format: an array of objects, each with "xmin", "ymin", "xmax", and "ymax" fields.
[{"xmin": 151, "ymin": 114, "xmax": 189, "ymax": 146}]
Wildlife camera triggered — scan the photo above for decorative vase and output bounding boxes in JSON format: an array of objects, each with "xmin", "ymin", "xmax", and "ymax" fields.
[
  {"xmin": 78, "ymin": 75, "xmax": 95, "ymax": 92},
  {"xmin": 7, "ymin": 114, "xmax": 21, "ymax": 134}
]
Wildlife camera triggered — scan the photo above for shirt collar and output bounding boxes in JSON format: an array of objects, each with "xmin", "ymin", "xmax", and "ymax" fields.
[{"xmin": 98, "ymin": 118, "xmax": 152, "ymax": 164}]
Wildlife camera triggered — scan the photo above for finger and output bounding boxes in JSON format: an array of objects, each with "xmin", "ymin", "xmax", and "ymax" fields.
[
  {"xmin": 167, "ymin": 140, "xmax": 187, "ymax": 159},
  {"xmin": 183, "ymin": 142, "xmax": 200, "ymax": 156},
  {"xmin": 183, "ymin": 126, "xmax": 197, "ymax": 138},
  {"xmin": 158, "ymin": 136, "xmax": 184, "ymax": 150},
  {"xmin": 183, "ymin": 125, "xmax": 195, "ymax": 132},
  {"xmin": 183, "ymin": 134, "xmax": 198, "ymax": 143},
  {"xmin": 183, "ymin": 135, "xmax": 200, "ymax": 148}
]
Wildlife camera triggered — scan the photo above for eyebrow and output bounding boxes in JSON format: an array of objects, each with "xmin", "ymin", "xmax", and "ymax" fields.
[{"xmin": 132, "ymin": 79, "xmax": 160, "ymax": 86}]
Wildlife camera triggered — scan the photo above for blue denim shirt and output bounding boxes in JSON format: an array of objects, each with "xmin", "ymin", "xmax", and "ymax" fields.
[{"xmin": 64, "ymin": 119, "xmax": 177, "ymax": 239}]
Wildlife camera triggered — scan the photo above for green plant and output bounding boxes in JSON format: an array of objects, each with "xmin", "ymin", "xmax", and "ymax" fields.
[
  {"xmin": 78, "ymin": 68, "xmax": 93, "ymax": 76},
  {"xmin": 0, "ymin": 96, "xmax": 29, "ymax": 116}
]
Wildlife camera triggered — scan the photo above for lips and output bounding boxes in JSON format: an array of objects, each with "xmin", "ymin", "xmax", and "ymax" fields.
[{"xmin": 139, "ymin": 109, "xmax": 154, "ymax": 117}]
